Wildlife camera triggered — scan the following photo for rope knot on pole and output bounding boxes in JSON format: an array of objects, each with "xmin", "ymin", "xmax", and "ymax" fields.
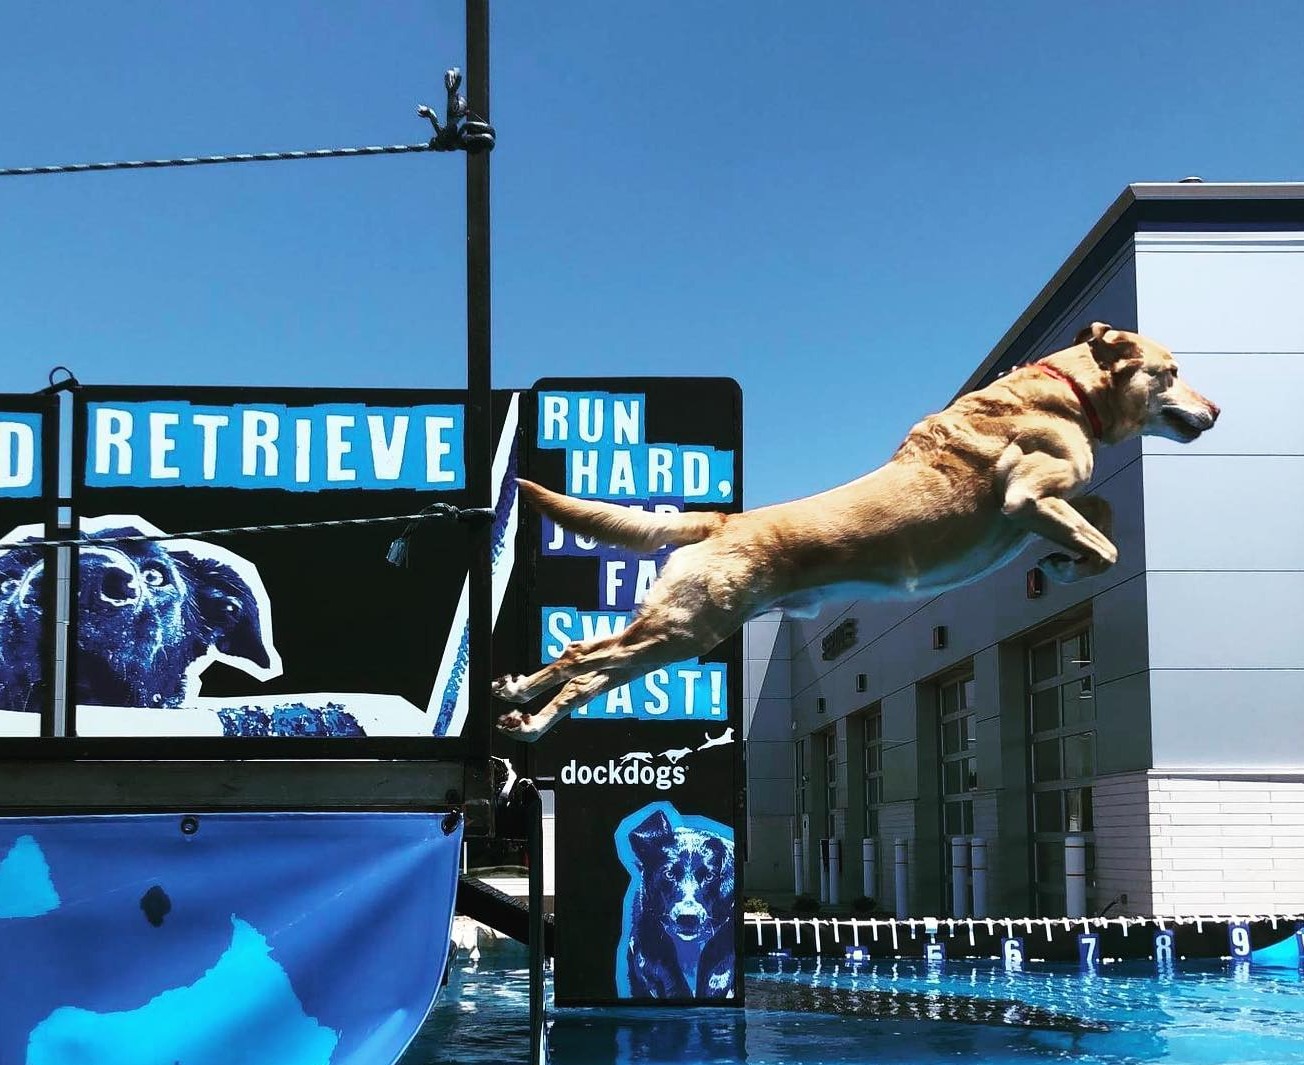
[{"xmin": 418, "ymin": 68, "xmax": 496, "ymax": 155}]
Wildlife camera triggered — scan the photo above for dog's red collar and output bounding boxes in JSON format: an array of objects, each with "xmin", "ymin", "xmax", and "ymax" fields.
[{"xmin": 1033, "ymin": 363, "xmax": 1103, "ymax": 439}]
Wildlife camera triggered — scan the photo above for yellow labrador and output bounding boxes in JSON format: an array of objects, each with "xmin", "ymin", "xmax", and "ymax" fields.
[{"xmin": 496, "ymin": 323, "xmax": 1218, "ymax": 739}]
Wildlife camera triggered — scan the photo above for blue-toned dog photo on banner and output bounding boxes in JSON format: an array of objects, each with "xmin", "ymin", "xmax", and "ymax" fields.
[
  {"xmin": 1, "ymin": 515, "xmax": 281, "ymax": 717},
  {"xmin": 615, "ymin": 801, "xmax": 736, "ymax": 1000}
]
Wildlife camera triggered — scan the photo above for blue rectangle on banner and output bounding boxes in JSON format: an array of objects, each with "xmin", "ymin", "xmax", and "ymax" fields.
[
  {"xmin": 84, "ymin": 401, "xmax": 466, "ymax": 491},
  {"xmin": 0, "ymin": 412, "xmax": 42, "ymax": 499}
]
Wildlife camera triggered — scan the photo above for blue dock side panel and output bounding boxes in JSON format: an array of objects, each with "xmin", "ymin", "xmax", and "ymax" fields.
[
  {"xmin": 0, "ymin": 812, "xmax": 463, "ymax": 1065},
  {"xmin": 1252, "ymin": 927, "xmax": 1304, "ymax": 970}
]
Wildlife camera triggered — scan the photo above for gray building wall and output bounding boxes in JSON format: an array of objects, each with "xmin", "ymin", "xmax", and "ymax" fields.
[{"xmin": 741, "ymin": 611, "xmax": 793, "ymax": 897}]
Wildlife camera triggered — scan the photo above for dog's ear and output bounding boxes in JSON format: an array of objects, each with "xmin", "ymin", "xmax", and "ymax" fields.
[
  {"xmin": 1074, "ymin": 322, "xmax": 1112, "ymax": 346},
  {"xmin": 629, "ymin": 809, "xmax": 673, "ymax": 867},
  {"xmin": 1076, "ymin": 322, "xmax": 1139, "ymax": 368},
  {"xmin": 702, "ymin": 835, "xmax": 732, "ymax": 876},
  {"xmin": 174, "ymin": 553, "xmax": 272, "ymax": 669}
]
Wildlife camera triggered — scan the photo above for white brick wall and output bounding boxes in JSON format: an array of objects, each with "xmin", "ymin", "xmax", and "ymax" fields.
[
  {"xmin": 1150, "ymin": 774, "xmax": 1304, "ymax": 916},
  {"xmin": 1093, "ymin": 771, "xmax": 1153, "ymax": 915},
  {"xmin": 1088, "ymin": 771, "xmax": 1304, "ymax": 916}
]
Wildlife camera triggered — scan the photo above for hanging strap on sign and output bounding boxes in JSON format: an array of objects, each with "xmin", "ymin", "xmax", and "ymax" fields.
[{"xmin": 11, "ymin": 504, "xmax": 494, "ymax": 558}]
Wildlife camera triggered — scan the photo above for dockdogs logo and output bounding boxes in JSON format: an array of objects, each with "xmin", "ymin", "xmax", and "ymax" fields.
[
  {"xmin": 561, "ymin": 756, "xmax": 688, "ymax": 792},
  {"xmin": 558, "ymin": 727, "xmax": 733, "ymax": 791}
]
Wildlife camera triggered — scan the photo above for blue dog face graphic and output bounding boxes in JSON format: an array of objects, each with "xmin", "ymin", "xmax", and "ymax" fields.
[
  {"xmin": 621, "ymin": 805, "xmax": 735, "ymax": 1000},
  {"xmin": 0, "ymin": 516, "xmax": 280, "ymax": 714},
  {"xmin": 630, "ymin": 810, "xmax": 732, "ymax": 944}
]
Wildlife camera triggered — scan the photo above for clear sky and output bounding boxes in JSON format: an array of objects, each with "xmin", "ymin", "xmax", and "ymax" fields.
[{"xmin": 2, "ymin": 1, "xmax": 1300, "ymax": 506}]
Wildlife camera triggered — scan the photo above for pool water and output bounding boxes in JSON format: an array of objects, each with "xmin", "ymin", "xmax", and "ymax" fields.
[{"xmin": 403, "ymin": 943, "xmax": 1304, "ymax": 1065}]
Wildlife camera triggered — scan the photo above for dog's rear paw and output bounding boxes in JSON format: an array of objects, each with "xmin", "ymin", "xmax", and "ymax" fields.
[
  {"xmin": 496, "ymin": 709, "xmax": 544, "ymax": 742},
  {"xmin": 492, "ymin": 674, "xmax": 530, "ymax": 703}
]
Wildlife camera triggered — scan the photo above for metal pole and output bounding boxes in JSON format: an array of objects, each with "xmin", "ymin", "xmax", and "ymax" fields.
[
  {"xmin": 1065, "ymin": 834, "xmax": 1087, "ymax": 918},
  {"xmin": 465, "ymin": 0, "xmax": 493, "ymax": 764},
  {"xmin": 792, "ymin": 838, "xmax": 805, "ymax": 897},
  {"xmin": 818, "ymin": 838, "xmax": 829, "ymax": 904},
  {"xmin": 970, "ymin": 836, "xmax": 988, "ymax": 918},
  {"xmin": 827, "ymin": 838, "xmax": 842, "ymax": 907},
  {"xmin": 526, "ymin": 779, "xmax": 545, "ymax": 1065},
  {"xmin": 950, "ymin": 837, "xmax": 970, "ymax": 918},
  {"xmin": 893, "ymin": 838, "xmax": 909, "ymax": 920},
  {"xmin": 861, "ymin": 837, "xmax": 876, "ymax": 902}
]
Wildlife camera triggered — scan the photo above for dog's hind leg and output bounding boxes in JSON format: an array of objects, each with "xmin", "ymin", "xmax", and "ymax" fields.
[
  {"xmin": 497, "ymin": 665, "xmax": 644, "ymax": 740},
  {"xmin": 492, "ymin": 616, "xmax": 672, "ymax": 705}
]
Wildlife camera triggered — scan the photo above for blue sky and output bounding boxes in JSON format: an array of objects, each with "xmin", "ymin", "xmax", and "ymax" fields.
[{"xmin": 2, "ymin": 1, "xmax": 1301, "ymax": 506}]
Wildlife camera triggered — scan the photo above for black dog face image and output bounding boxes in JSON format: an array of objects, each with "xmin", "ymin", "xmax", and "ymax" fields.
[
  {"xmin": 0, "ymin": 516, "xmax": 279, "ymax": 714},
  {"xmin": 0, "ymin": 538, "xmax": 47, "ymax": 713},
  {"xmin": 621, "ymin": 806, "xmax": 735, "ymax": 1000}
]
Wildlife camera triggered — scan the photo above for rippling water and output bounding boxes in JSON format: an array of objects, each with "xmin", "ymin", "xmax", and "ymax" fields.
[{"xmin": 402, "ymin": 942, "xmax": 1304, "ymax": 1065}]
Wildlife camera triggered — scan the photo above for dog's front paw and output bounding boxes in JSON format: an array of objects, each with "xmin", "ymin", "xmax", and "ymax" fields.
[
  {"xmin": 496, "ymin": 709, "xmax": 545, "ymax": 742},
  {"xmin": 492, "ymin": 674, "xmax": 530, "ymax": 703}
]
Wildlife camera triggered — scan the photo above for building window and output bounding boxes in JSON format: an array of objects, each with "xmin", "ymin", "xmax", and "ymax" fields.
[
  {"xmin": 1028, "ymin": 625, "xmax": 1096, "ymax": 917},
  {"xmin": 939, "ymin": 674, "xmax": 977, "ymax": 837},
  {"xmin": 938, "ymin": 673, "xmax": 977, "ymax": 913},
  {"xmin": 823, "ymin": 728, "xmax": 838, "ymax": 841},
  {"xmin": 862, "ymin": 706, "xmax": 883, "ymax": 897}
]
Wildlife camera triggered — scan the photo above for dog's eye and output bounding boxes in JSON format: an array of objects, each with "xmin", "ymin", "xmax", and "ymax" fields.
[
  {"xmin": 141, "ymin": 566, "xmax": 169, "ymax": 588},
  {"xmin": 662, "ymin": 867, "xmax": 676, "ymax": 881}
]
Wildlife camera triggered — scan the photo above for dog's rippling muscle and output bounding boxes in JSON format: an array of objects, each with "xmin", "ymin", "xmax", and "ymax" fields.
[
  {"xmin": 0, "ymin": 519, "xmax": 277, "ymax": 714},
  {"xmin": 625, "ymin": 809, "xmax": 735, "ymax": 999},
  {"xmin": 495, "ymin": 324, "xmax": 1219, "ymax": 739}
]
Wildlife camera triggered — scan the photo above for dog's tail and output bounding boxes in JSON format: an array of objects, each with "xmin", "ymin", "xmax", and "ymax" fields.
[{"xmin": 516, "ymin": 479, "xmax": 726, "ymax": 552}]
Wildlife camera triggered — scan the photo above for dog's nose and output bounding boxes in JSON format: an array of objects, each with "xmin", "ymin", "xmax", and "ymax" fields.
[
  {"xmin": 82, "ymin": 556, "xmax": 140, "ymax": 607},
  {"xmin": 1207, "ymin": 401, "xmax": 1221, "ymax": 423}
]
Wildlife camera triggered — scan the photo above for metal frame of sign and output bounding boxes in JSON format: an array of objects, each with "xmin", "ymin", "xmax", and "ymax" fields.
[{"xmin": 1, "ymin": 384, "xmax": 514, "ymax": 767}]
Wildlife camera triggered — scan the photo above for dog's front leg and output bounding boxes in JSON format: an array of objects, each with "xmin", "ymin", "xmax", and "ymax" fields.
[
  {"xmin": 1001, "ymin": 453, "xmax": 1117, "ymax": 583},
  {"xmin": 696, "ymin": 920, "xmax": 736, "ymax": 998}
]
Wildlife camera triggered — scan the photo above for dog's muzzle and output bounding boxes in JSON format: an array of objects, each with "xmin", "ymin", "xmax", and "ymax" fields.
[
  {"xmin": 1160, "ymin": 402, "xmax": 1219, "ymax": 440},
  {"xmin": 669, "ymin": 902, "xmax": 710, "ymax": 940},
  {"xmin": 79, "ymin": 548, "xmax": 143, "ymax": 609}
]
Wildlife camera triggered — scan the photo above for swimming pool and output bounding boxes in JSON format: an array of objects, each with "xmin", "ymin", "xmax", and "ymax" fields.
[{"xmin": 404, "ymin": 943, "xmax": 1304, "ymax": 1065}]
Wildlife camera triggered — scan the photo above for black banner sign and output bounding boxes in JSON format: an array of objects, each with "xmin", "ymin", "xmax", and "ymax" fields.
[
  {"xmin": 522, "ymin": 377, "xmax": 745, "ymax": 1006},
  {"xmin": 0, "ymin": 385, "xmax": 524, "ymax": 755}
]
